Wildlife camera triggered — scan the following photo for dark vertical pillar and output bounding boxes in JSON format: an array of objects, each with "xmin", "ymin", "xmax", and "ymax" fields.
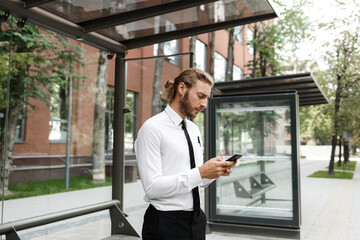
[{"xmin": 112, "ymin": 53, "xmax": 126, "ymax": 210}]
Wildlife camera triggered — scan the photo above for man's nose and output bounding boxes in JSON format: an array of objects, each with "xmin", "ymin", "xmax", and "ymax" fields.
[{"xmin": 200, "ymin": 99, "xmax": 207, "ymax": 109}]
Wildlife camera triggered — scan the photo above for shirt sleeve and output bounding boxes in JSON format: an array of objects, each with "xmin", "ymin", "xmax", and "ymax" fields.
[
  {"xmin": 201, "ymin": 178, "xmax": 214, "ymax": 187},
  {"xmin": 192, "ymin": 125, "xmax": 215, "ymax": 188},
  {"xmin": 135, "ymin": 121, "xmax": 203, "ymax": 200}
]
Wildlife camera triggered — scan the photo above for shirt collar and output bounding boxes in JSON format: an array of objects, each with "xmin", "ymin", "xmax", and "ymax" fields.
[{"xmin": 165, "ymin": 105, "xmax": 185, "ymax": 127}]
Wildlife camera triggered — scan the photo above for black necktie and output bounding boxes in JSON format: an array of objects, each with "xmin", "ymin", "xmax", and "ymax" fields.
[{"xmin": 181, "ymin": 120, "xmax": 200, "ymax": 214}]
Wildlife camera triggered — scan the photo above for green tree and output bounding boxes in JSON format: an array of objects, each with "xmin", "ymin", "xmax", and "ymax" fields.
[
  {"xmin": 246, "ymin": 0, "xmax": 311, "ymax": 77},
  {"xmin": 92, "ymin": 51, "xmax": 108, "ymax": 183},
  {"xmin": 0, "ymin": 17, "xmax": 84, "ymax": 195},
  {"xmin": 299, "ymin": 70, "xmax": 333, "ymax": 145},
  {"xmin": 225, "ymin": 28, "xmax": 235, "ymax": 81},
  {"xmin": 322, "ymin": 31, "xmax": 360, "ymax": 174}
]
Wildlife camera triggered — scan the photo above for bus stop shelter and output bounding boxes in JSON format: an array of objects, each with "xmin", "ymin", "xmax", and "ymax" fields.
[
  {"xmin": 0, "ymin": 1, "xmax": 278, "ymax": 239},
  {"xmin": 204, "ymin": 73, "xmax": 328, "ymax": 238}
]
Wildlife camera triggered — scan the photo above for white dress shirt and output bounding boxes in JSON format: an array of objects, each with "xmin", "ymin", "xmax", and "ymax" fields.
[{"xmin": 135, "ymin": 105, "xmax": 213, "ymax": 211}]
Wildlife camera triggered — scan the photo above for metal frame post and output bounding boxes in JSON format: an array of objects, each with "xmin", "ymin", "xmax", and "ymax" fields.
[
  {"xmin": 112, "ymin": 53, "xmax": 127, "ymax": 210},
  {"xmin": 65, "ymin": 60, "xmax": 73, "ymax": 189}
]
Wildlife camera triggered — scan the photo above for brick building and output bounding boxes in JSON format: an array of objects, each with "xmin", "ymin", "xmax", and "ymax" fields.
[{"xmin": 10, "ymin": 27, "xmax": 255, "ymax": 184}]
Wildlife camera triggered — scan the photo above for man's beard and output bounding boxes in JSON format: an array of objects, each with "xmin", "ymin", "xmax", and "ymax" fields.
[{"xmin": 180, "ymin": 91, "xmax": 196, "ymax": 119}]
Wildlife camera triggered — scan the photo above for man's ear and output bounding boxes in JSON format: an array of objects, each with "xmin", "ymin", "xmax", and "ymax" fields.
[{"xmin": 178, "ymin": 82, "xmax": 187, "ymax": 97}]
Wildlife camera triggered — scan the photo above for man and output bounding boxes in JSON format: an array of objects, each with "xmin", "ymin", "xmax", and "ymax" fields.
[{"xmin": 135, "ymin": 68, "xmax": 236, "ymax": 240}]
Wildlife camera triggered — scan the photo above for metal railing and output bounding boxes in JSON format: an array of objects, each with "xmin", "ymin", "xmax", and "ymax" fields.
[{"xmin": 0, "ymin": 200, "xmax": 140, "ymax": 240}]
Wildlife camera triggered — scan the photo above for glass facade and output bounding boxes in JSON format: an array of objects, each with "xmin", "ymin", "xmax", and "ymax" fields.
[{"xmin": 208, "ymin": 93, "xmax": 300, "ymax": 228}]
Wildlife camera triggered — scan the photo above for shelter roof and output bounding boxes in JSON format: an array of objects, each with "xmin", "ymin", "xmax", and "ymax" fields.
[
  {"xmin": 213, "ymin": 73, "xmax": 329, "ymax": 106},
  {"xmin": 0, "ymin": 0, "xmax": 277, "ymax": 53}
]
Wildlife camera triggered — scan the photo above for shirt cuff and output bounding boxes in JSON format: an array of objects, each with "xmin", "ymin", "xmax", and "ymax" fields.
[
  {"xmin": 202, "ymin": 178, "xmax": 214, "ymax": 187},
  {"xmin": 189, "ymin": 167, "xmax": 203, "ymax": 189}
]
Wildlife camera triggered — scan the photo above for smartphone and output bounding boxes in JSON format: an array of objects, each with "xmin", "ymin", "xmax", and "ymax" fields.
[{"xmin": 226, "ymin": 154, "xmax": 242, "ymax": 161}]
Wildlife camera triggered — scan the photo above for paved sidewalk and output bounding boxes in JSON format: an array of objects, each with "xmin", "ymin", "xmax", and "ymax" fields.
[{"xmin": 2, "ymin": 156, "xmax": 360, "ymax": 240}]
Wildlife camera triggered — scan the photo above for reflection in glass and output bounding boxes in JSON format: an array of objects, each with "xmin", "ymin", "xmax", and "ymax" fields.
[
  {"xmin": 215, "ymin": 100, "xmax": 293, "ymax": 219},
  {"xmin": 41, "ymin": 0, "xmax": 178, "ymax": 23},
  {"xmin": 97, "ymin": 0, "xmax": 274, "ymax": 42}
]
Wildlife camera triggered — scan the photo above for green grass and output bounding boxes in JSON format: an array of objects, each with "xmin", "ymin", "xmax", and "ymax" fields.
[
  {"xmin": 6, "ymin": 176, "xmax": 111, "ymax": 200},
  {"xmin": 332, "ymin": 161, "xmax": 357, "ymax": 171},
  {"xmin": 308, "ymin": 170, "xmax": 354, "ymax": 179}
]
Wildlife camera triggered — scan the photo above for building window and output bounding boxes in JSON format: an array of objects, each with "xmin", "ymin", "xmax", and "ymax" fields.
[
  {"xmin": 234, "ymin": 26, "xmax": 243, "ymax": 44},
  {"xmin": 105, "ymin": 87, "xmax": 138, "ymax": 155},
  {"xmin": 105, "ymin": 86, "xmax": 114, "ymax": 154},
  {"xmin": 49, "ymin": 84, "xmax": 68, "ymax": 142},
  {"xmin": 125, "ymin": 91, "xmax": 138, "ymax": 154},
  {"xmin": 195, "ymin": 40, "xmax": 207, "ymax": 71},
  {"xmin": 154, "ymin": 40, "xmax": 179, "ymax": 65},
  {"xmin": 0, "ymin": 113, "xmax": 25, "ymax": 142},
  {"xmin": 214, "ymin": 52, "xmax": 226, "ymax": 82},
  {"xmin": 247, "ymin": 26, "xmax": 254, "ymax": 54},
  {"xmin": 233, "ymin": 65, "xmax": 243, "ymax": 80},
  {"xmin": 15, "ymin": 115, "xmax": 25, "ymax": 142},
  {"xmin": 153, "ymin": 18, "xmax": 179, "ymax": 65}
]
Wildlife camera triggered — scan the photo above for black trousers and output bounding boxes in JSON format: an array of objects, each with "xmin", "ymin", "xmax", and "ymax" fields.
[{"xmin": 142, "ymin": 204, "xmax": 207, "ymax": 240}]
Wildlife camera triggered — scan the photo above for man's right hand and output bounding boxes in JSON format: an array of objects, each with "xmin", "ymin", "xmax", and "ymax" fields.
[{"xmin": 198, "ymin": 156, "xmax": 236, "ymax": 179}]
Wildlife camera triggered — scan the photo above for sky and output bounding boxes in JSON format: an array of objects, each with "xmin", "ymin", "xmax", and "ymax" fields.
[{"xmin": 274, "ymin": 0, "xmax": 360, "ymax": 70}]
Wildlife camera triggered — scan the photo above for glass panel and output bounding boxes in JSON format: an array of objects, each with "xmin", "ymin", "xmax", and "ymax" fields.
[
  {"xmin": 97, "ymin": 0, "xmax": 274, "ymax": 42},
  {"xmin": 214, "ymin": 99, "xmax": 293, "ymax": 220},
  {"xmin": 41, "ymin": 0, "xmax": 179, "ymax": 23},
  {"xmin": 1, "ymin": 15, "xmax": 112, "ymax": 238}
]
